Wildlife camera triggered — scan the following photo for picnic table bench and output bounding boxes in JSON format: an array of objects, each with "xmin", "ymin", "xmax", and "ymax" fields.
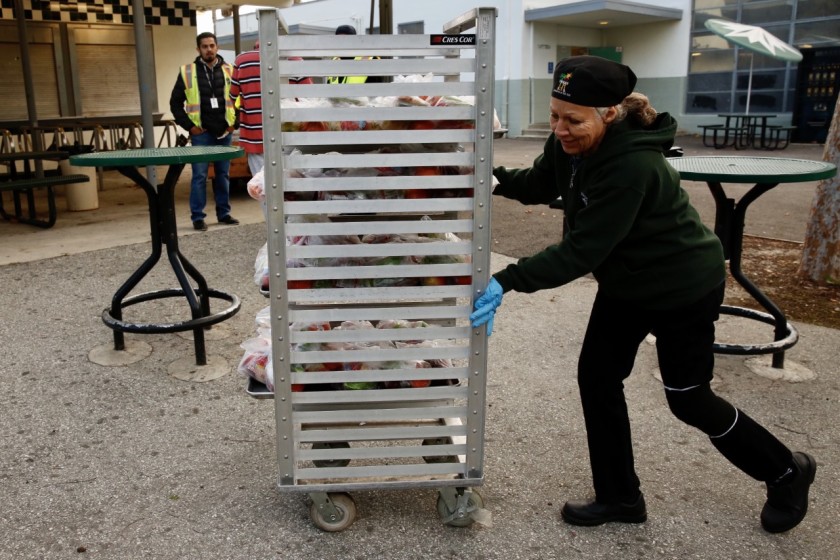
[
  {"xmin": 699, "ymin": 123, "xmax": 744, "ymax": 149},
  {"xmin": 0, "ymin": 173, "xmax": 91, "ymax": 228},
  {"xmin": 761, "ymin": 125, "xmax": 796, "ymax": 150},
  {"xmin": 0, "ymin": 150, "xmax": 90, "ymax": 228}
]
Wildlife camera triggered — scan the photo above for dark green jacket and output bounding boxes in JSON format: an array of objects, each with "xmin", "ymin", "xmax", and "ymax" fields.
[{"xmin": 492, "ymin": 113, "xmax": 725, "ymax": 309}]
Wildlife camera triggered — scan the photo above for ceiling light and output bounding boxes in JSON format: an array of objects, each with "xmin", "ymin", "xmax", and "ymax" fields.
[{"xmin": 598, "ymin": 21, "xmax": 609, "ymax": 26}]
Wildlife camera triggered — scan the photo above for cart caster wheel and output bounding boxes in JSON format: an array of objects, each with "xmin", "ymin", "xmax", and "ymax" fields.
[
  {"xmin": 422, "ymin": 437, "xmax": 458, "ymax": 464},
  {"xmin": 312, "ymin": 441, "xmax": 351, "ymax": 468},
  {"xmin": 310, "ymin": 492, "xmax": 357, "ymax": 532},
  {"xmin": 437, "ymin": 489, "xmax": 484, "ymax": 527}
]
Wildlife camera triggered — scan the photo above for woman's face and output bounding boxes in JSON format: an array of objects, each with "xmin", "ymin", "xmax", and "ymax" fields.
[{"xmin": 549, "ymin": 98, "xmax": 616, "ymax": 157}]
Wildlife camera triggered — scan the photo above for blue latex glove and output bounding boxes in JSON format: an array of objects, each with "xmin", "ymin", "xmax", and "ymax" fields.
[{"xmin": 470, "ymin": 277, "xmax": 504, "ymax": 336}]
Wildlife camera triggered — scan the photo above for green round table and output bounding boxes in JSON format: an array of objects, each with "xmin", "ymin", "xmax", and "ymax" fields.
[
  {"xmin": 668, "ymin": 156, "xmax": 837, "ymax": 368},
  {"xmin": 70, "ymin": 146, "xmax": 244, "ymax": 366}
]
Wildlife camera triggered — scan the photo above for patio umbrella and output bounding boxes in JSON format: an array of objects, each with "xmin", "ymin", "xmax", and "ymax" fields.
[{"xmin": 704, "ymin": 18, "xmax": 803, "ymax": 114}]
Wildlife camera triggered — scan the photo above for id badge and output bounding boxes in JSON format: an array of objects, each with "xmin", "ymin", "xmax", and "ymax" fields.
[{"xmin": 210, "ymin": 97, "xmax": 219, "ymax": 109}]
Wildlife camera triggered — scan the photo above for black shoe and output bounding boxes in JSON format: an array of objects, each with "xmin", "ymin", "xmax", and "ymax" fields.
[
  {"xmin": 761, "ymin": 452, "xmax": 816, "ymax": 533},
  {"xmin": 218, "ymin": 215, "xmax": 239, "ymax": 225},
  {"xmin": 561, "ymin": 494, "xmax": 647, "ymax": 526},
  {"xmin": 193, "ymin": 219, "xmax": 208, "ymax": 231}
]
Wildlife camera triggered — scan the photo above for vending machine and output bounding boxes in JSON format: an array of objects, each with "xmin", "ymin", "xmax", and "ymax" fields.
[{"xmin": 792, "ymin": 46, "xmax": 840, "ymax": 144}]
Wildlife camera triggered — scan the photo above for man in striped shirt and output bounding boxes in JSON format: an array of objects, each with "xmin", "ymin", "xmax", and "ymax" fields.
[{"xmin": 230, "ymin": 41, "xmax": 312, "ymax": 174}]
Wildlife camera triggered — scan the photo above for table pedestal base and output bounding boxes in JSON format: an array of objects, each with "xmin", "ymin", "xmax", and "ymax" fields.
[
  {"xmin": 713, "ymin": 305, "xmax": 798, "ymax": 368},
  {"xmin": 745, "ymin": 356, "xmax": 815, "ymax": 383},
  {"xmin": 89, "ymin": 340, "xmax": 153, "ymax": 366},
  {"xmin": 176, "ymin": 322, "xmax": 233, "ymax": 341},
  {"xmin": 708, "ymin": 180, "xmax": 795, "ymax": 369},
  {"xmin": 168, "ymin": 355, "xmax": 230, "ymax": 382},
  {"xmin": 103, "ymin": 164, "xmax": 241, "ymax": 366}
]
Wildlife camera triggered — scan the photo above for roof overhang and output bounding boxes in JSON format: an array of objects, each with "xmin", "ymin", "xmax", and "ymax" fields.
[
  {"xmin": 524, "ymin": 0, "xmax": 683, "ymax": 29},
  {"xmin": 194, "ymin": 0, "xmax": 300, "ymax": 12}
]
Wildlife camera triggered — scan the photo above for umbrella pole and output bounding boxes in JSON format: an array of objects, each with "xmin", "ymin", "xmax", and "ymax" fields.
[{"xmin": 745, "ymin": 52, "xmax": 753, "ymax": 114}]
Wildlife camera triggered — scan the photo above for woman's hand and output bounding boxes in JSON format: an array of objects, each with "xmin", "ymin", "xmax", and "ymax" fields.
[{"xmin": 470, "ymin": 277, "xmax": 504, "ymax": 336}]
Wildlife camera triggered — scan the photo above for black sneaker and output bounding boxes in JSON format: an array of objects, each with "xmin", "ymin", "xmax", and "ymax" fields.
[
  {"xmin": 218, "ymin": 215, "xmax": 239, "ymax": 225},
  {"xmin": 193, "ymin": 219, "xmax": 208, "ymax": 231},
  {"xmin": 561, "ymin": 493, "xmax": 647, "ymax": 526},
  {"xmin": 761, "ymin": 452, "xmax": 817, "ymax": 533}
]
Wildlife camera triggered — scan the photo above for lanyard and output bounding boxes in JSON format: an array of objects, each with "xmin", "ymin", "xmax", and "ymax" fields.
[{"xmin": 201, "ymin": 61, "xmax": 219, "ymax": 98}]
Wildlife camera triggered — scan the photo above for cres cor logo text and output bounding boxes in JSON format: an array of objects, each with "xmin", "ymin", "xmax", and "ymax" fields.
[{"xmin": 430, "ymin": 34, "xmax": 476, "ymax": 45}]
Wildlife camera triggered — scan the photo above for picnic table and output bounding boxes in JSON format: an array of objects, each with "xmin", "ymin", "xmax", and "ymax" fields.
[
  {"xmin": 699, "ymin": 113, "xmax": 784, "ymax": 150},
  {"xmin": 0, "ymin": 150, "xmax": 89, "ymax": 228},
  {"xmin": 70, "ymin": 146, "xmax": 244, "ymax": 373},
  {"xmin": 668, "ymin": 155, "xmax": 837, "ymax": 368}
]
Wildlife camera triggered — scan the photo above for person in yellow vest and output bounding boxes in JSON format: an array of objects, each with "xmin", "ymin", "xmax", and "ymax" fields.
[
  {"xmin": 169, "ymin": 32, "xmax": 239, "ymax": 232},
  {"xmin": 326, "ymin": 25, "xmax": 384, "ymax": 85}
]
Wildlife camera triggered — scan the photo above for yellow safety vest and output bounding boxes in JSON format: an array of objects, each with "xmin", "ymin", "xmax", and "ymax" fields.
[
  {"xmin": 180, "ymin": 62, "xmax": 236, "ymax": 128},
  {"xmin": 327, "ymin": 56, "xmax": 374, "ymax": 84}
]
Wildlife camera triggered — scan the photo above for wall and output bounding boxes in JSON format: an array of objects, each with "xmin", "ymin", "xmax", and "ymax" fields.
[
  {"xmin": 154, "ymin": 25, "xmax": 200, "ymax": 120},
  {"xmin": 606, "ymin": 21, "xmax": 688, "ymax": 78},
  {"xmin": 539, "ymin": 25, "xmax": 605, "ymax": 123},
  {"xmin": 605, "ymin": 20, "xmax": 690, "ymax": 127}
]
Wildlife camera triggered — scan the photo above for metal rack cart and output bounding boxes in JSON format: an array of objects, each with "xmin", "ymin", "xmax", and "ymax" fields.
[{"xmin": 252, "ymin": 7, "xmax": 496, "ymax": 531}]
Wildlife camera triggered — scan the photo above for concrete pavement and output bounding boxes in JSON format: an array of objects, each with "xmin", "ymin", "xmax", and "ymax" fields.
[{"xmin": 0, "ymin": 136, "xmax": 836, "ymax": 559}]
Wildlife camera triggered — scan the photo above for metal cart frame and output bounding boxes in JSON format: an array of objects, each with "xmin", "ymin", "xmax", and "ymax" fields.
[{"xmin": 256, "ymin": 6, "xmax": 496, "ymax": 531}]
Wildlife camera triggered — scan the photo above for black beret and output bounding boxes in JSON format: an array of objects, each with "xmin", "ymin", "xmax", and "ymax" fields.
[
  {"xmin": 335, "ymin": 25, "xmax": 357, "ymax": 35},
  {"xmin": 551, "ymin": 55, "xmax": 637, "ymax": 107}
]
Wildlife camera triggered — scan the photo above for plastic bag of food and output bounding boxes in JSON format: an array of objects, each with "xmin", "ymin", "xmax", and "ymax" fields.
[
  {"xmin": 255, "ymin": 305, "xmax": 271, "ymax": 329},
  {"xmin": 237, "ymin": 332, "xmax": 273, "ymax": 390},
  {"xmin": 287, "ymin": 214, "xmax": 362, "ymax": 247},
  {"xmin": 247, "ymin": 167, "xmax": 265, "ymax": 202},
  {"xmin": 253, "ymin": 242, "xmax": 269, "ymax": 291}
]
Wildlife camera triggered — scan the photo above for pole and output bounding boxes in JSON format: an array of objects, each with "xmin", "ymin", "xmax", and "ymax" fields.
[
  {"xmin": 14, "ymin": 0, "xmax": 44, "ymax": 176},
  {"xmin": 131, "ymin": 0, "xmax": 157, "ymax": 186},
  {"xmin": 233, "ymin": 5, "xmax": 241, "ymax": 54},
  {"xmin": 379, "ymin": 0, "xmax": 393, "ymax": 34},
  {"xmin": 745, "ymin": 52, "xmax": 753, "ymax": 115}
]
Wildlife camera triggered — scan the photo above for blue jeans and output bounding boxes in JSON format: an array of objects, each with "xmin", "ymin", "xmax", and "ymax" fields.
[
  {"xmin": 189, "ymin": 131, "xmax": 233, "ymax": 223},
  {"xmin": 246, "ymin": 152, "xmax": 264, "ymax": 175}
]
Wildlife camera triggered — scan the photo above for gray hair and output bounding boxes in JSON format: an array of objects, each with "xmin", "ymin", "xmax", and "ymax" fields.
[{"xmin": 598, "ymin": 92, "xmax": 657, "ymax": 126}]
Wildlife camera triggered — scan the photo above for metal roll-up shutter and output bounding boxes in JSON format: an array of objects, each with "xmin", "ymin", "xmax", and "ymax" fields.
[
  {"xmin": 0, "ymin": 32, "xmax": 61, "ymax": 121},
  {"xmin": 75, "ymin": 44, "xmax": 141, "ymax": 116}
]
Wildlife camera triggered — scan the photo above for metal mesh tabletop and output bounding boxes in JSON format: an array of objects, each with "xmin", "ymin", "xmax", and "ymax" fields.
[
  {"xmin": 69, "ymin": 146, "xmax": 243, "ymax": 167},
  {"xmin": 667, "ymin": 156, "xmax": 836, "ymax": 183}
]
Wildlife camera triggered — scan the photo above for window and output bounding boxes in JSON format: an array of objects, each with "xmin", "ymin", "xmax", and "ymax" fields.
[
  {"xmin": 685, "ymin": 0, "xmax": 840, "ymax": 114},
  {"xmin": 398, "ymin": 21, "xmax": 424, "ymax": 35}
]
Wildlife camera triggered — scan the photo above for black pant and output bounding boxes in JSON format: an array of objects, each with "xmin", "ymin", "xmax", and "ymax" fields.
[{"xmin": 577, "ymin": 284, "xmax": 793, "ymax": 503}]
